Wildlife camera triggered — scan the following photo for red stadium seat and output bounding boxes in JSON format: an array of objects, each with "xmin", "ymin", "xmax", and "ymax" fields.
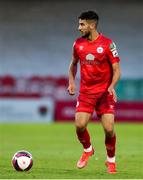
[
  {"xmin": 42, "ymin": 76, "xmax": 57, "ymax": 97},
  {"xmin": 1, "ymin": 75, "xmax": 16, "ymax": 94},
  {"xmin": 26, "ymin": 76, "xmax": 44, "ymax": 94},
  {"xmin": 55, "ymin": 76, "xmax": 69, "ymax": 100}
]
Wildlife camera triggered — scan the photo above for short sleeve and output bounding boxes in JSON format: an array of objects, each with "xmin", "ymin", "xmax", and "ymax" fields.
[
  {"xmin": 107, "ymin": 41, "xmax": 120, "ymax": 64},
  {"xmin": 72, "ymin": 42, "xmax": 79, "ymax": 60}
]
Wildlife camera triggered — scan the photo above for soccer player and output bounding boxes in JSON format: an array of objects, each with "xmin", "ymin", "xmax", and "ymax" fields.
[{"xmin": 68, "ymin": 11, "xmax": 121, "ymax": 174}]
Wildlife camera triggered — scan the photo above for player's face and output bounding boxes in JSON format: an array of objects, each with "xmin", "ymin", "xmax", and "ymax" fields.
[{"xmin": 78, "ymin": 19, "xmax": 91, "ymax": 37}]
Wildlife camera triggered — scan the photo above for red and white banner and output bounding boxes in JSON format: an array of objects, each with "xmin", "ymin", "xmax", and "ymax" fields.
[
  {"xmin": 55, "ymin": 101, "xmax": 143, "ymax": 122},
  {"xmin": 115, "ymin": 102, "xmax": 143, "ymax": 122},
  {"xmin": 55, "ymin": 101, "xmax": 76, "ymax": 122}
]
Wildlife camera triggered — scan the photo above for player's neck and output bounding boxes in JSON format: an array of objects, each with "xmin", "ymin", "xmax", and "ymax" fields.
[{"xmin": 88, "ymin": 31, "xmax": 99, "ymax": 42}]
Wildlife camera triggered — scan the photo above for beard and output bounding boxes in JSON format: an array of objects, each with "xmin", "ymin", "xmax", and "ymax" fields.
[{"xmin": 82, "ymin": 31, "xmax": 91, "ymax": 39}]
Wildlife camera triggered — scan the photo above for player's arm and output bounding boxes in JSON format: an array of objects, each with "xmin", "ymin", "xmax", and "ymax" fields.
[
  {"xmin": 107, "ymin": 41, "xmax": 121, "ymax": 102},
  {"xmin": 68, "ymin": 55, "xmax": 78, "ymax": 95},
  {"xmin": 108, "ymin": 62, "xmax": 121, "ymax": 102}
]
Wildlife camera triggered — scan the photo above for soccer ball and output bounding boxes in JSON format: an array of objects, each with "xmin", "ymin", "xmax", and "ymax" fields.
[{"xmin": 12, "ymin": 150, "xmax": 33, "ymax": 171}]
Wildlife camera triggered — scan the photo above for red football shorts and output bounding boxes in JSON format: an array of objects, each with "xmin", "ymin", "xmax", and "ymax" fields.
[{"xmin": 76, "ymin": 91, "xmax": 115, "ymax": 117}]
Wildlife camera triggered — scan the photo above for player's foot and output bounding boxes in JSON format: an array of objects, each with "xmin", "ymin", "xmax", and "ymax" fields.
[
  {"xmin": 105, "ymin": 161, "xmax": 117, "ymax": 174},
  {"xmin": 77, "ymin": 148, "xmax": 94, "ymax": 169}
]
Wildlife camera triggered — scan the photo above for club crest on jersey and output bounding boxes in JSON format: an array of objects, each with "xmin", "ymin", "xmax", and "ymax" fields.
[
  {"xmin": 86, "ymin": 53, "xmax": 95, "ymax": 61},
  {"xmin": 97, "ymin": 47, "xmax": 103, "ymax": 53}
]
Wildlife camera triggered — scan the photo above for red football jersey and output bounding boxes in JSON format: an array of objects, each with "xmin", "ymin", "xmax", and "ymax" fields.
[{"xmin": 73, "ymin": 33, "xmax": 120, "ymax": 94}]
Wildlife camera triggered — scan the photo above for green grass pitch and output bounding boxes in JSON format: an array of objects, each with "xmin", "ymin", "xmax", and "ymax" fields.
[{"xmin": 0, "ymin": 122, "xmax": 143, "ymax": 179}]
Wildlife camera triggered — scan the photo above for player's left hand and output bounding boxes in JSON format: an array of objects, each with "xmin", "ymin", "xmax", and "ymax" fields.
[
  {"xmin": 108, "ymin": 86, "xmax": 117, "ymax": 102},
  {"xmin": 67, "ymin": 83, "xmax": 76, "ymax": 96}
]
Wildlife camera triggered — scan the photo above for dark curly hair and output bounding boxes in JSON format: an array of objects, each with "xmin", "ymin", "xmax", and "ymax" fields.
[{"xmin": 78, "ymin": 11, "xmax": 99, "ymax": 26}]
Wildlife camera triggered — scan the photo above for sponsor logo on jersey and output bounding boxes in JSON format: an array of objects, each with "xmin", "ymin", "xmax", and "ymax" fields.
[
  {"xmin": 81, "ymin": 60, "xmax": 101, "ymax": 65},
  {"xmin": 97, "ymin": 46, "xmax": 103, "ymax": 53},
  {"xmin": 86, "ymin": 53, "xmax": 95, "ymax": 61}
]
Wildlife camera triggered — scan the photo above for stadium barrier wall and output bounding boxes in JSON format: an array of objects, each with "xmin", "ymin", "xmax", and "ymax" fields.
[
  {"xmin": 0, "ymin": 97, "xmax": 54, "ymax": 123},
  {"xmin": 55, "ymin": 101, "xmax": 143, "ymax": 122},
  {"xmin": 0, "ymin": 75, "xmax": 143, "ymax": 122}
]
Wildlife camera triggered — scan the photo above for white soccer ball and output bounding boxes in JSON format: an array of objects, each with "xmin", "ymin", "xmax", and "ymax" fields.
[{"xmin": 12, "ymin": 150, "xmax": 33, "ymax": 171}]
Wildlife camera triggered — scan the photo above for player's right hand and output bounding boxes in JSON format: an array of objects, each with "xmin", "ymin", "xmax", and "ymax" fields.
[
  {"xmin": 108, "ymin": 86, "xmax": 117, "ymax": 102},
  {"xmin": 67, "ymin": 84, "xmax": 75, "ymax": 95}
]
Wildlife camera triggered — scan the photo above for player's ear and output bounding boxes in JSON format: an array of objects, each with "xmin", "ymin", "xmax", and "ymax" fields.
[{"xmin": 90, "ymin": 22, "xmax": 96, "ymax": 30}]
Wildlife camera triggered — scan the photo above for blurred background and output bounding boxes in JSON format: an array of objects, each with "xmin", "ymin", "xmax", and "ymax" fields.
[{"xmin": 0, "ymin": 0, "xmax": 143, "ymax": 123}]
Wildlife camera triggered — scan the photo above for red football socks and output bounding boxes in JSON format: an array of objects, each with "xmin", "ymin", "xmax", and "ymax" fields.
[
  {"xmin": 105, "ymin": 134, "xmax": 116, "ymax": 157},
  {"xmin": 76, "ymin": 128, "xmax": 91, "ymax": 149}
]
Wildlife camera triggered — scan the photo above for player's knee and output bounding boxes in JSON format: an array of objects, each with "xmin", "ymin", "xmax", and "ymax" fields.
[
  {"xmin": 104, "ymin": 128, "xmax": 114, "ymax": 137},
  {"xmin": 75, "ymin": 120, "xmax": 86, "ymax": 130}
]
